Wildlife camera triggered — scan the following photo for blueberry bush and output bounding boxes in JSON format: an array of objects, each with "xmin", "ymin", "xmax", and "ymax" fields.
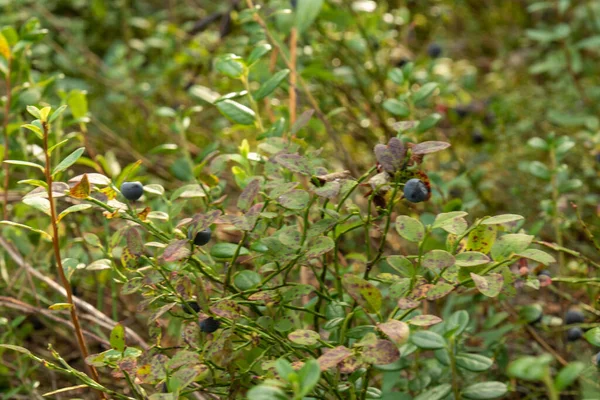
[{"xmin": 0, "ymin": 1, "xmax": 599, "ymax": 399}]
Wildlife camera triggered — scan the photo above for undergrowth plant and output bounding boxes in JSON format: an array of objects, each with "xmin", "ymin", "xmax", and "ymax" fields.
[{"xmin": 1, "ymin": 1, "xmax": 600, "ymax": 400}]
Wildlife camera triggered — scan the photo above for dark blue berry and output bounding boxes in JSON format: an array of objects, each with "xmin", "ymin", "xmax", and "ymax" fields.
[
  {"xmin": 595, "ymin": 352, "xmax": 600, "ymax": 366},
  {"xmin": 565, "ymin": 310, "xmax": 585, "ymax": 325},
  {"xmin": 396, "ymin": 57, "xmax": 410, "ymax": 68},
  {"xmin": 200, "ymin": 317, "xmax": 220, "ymax": 333},
  {"xmin": 453, "ymin": 105, "xmax": 470, "ymax": 119},
  {"xmin": 403, "ymin": 179, "xmax": 429, "ymax": 203},
  {"xmin": 183, "ymin": 301, "xmax": 200, "ymax": 314},
  {"xmin": 191, "ymin": 228, "xmax": 212, "ymax": 246},
  {"xmin": 120, "ymin": 181, "xmax": 144, "ymax": 201},
  {"xmin": 472, "ymin": 130, "xmax": 484, "ymax": 145},
  {"xmin": 538, "ymin": 270, "xmax": 551, "ymax": 277},
  {"xmin": 567, "ymin": 327, "xmax": 583, "ymax": 342},
  {"xmin": 427, "ymin": 43, "xmax": 442, "ymax": 58}
]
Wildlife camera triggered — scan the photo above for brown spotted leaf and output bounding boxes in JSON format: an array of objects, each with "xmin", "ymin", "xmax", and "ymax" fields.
[
  {"xmin": 137, "ymin": 207, "xmax": 151, "ymax": 221},
  {"xmin": 238, "ymin": 178, "xmax": 261, "ymax": 212},
  {"xmin": 395, "ymin": 215, "xmax": 425, "ymax": 242},
  {"xmin": 466, "ymin": 225, "xmax": 497, "ymax": 254},
  {"xmin": 342, "ymin": 275, "xmax": 382, "ymax": 313},
  {"xmin": 397, "ymin": 298, "xmax": 420, "ymax": 309},
  {"xmin": 338, "ymin": 355, "xmax": 365, "ymax": 374},
  {"xmin": 426, "ymin": 282, "xmax": 455, "ymax": 300},
  {"xmin": 125, "ymin": 227, "xmax": 144, "ymax": 257},
  {"xmin": 305, "ymin": 236, "xmax": 335, "ymax": 259},
  {"xmin": 210, "ymin": 299, "xmax": 243, "ymax": 319},
  {"xmin": 314, "ymin": 181, "xmax": 341, "ymax": 199},
  {"xmin": 317, "ymin": 346, "xmax": 352, "ymax": 371},
  {"xmin": 408, "ymin": 315, "xmax": 443, "ymax": 326},
  {"xmin": 69, "ymin": 173, "xmax": 90, "ymax": 199},
  {"xmin": 148, "ymin": 302, "xmax": 177, "ymax": 323},
  {"xmin": 362, "ymin": 339, "xmax": 400, "ymax": 365},
  {"xmin": 377, "ymin": 320, "xmax": 409, "ymax": 346},
  {"xmin": 422, "ymin": 250, "xmax": 455, "ymax": 270},
  {"xmin": 163, "ymin": 240, "xmax": 191, "ymax": 262},
  {"xmin": 288, "ymin": 329, "xmax": 320, "ymax": 345},
  {"xmin": 471, "ymin": 273, "xmax": 504, "ymax": 297},
  {"xmin": 275, "ymin": 153, "xmax": 311, "ymax": 175},
  {"xmin": 454, "ymin": 251, "xmax": 491, "ymax": 267}
]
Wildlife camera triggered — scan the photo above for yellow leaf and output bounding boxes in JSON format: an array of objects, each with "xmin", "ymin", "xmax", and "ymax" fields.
[
  {"xmin": 100, "ymin": 186, "xmax": 117, "ymax": 200},
  {"xmin": 0, "ymin": 33, "xmax": 10, "ymax": 60},
  {"xmin": 49, "ymin": 303, "xmax": 73, "ymax": 310},
  {"xmin": 69, "ymin": 173, "xmax": 90, "ymax": 199},
  {"xmin": 137, "ymin": 206, "xmax": 151, "ymax": 221}
]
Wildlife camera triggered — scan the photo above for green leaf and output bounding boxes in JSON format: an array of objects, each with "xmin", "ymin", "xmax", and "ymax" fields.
[
  {"xmin": 48, "ymin": 139, "xmax": 71, "ymax": 154},
  {"xmin": 416, "ymin": 113, "xmax": 442, "ymax": 133},
  {"xmin": 21, "ymin": 123, "xmax": 43, "ymax": 140},
  {"xmin": 410, "ymin": 331, "xmax": 446, "ymax": 350},
  {"xmin": 216, "ymin": 100, "xmax": 256, "ymax": 125},
  {"xmin": 247, "ymin": 43, "xmax": 272, "ymax": 65},
  {"xmin": 297, "ymin": 359, "xmax": 321, "ymax": 397},
  {"xmin": 433, "ymin": 211, "xmax": 468, "ymax": 228},
  {"xmin": 247, "ymin": 385, "xmax": 288, "ymax": 400},
  {"xmin": 57, "ymin": 204, "xmax": 92, "ymax": 222},
  {"xmin": 388, "ymin": 68, "xmax": 404, "ymax": 85},
  {"xmin": 395, "ymin": 215, "xmax": 425, "ymax": 242},
  {"xmin": 214, "ymin": 54, "xmax": 245, "ymax": 78},
  {"xmin": 68, "ymin": 90, "xmax": 88, "ymax": 120},
  {"xmin": 446, "ymin": 310, "xmax": 470, "ymax": 335},
  {"xmin": 110, "ymin": 323, "xmax": 125, "ymax": 352},
  {"xmin": 414, "ymin": 384, "xmax": 452, "ymax": 400},
  {"xmin": 413, "ymin": 82, "xmax": 438, "ymax": 103},
  {"xmin": 3, "ymin": 160, "xmax": 44, "ymax": 172},
  {"xmin": 481, "ymin": 214, "xmax": 524, "ymax": 225},
  {"xmin": 554, "ymin": 362, "xmax": 585, "ymax": 391},
  {"xmin": 210, "ymin": 243, "xmax": 250, "ymax": 260},
  {"xmin": 383, "ymin": 99, "xmax": 409, "ymax": 117},
  {"xmin": 491, "ymin": 233, "xmax": 533, "ymax": 262},
  {"xmin": 52, "ymin": 147, "xmax": 85, "ymax": 176},
  {"xmin": 455, "ymin": 353, "xmax": 493, "ymax": 372},
  {"xmin": 22, "ymin": 197, "xmax": 51, "ymax": 216},
  {"xmin": 516, "ymin": 249, "xmax": 556, "ymax": 265},
  {"xmin": 0, "ymin": 344, "xmax": 32, "ymax": 355},
  {"xmin": 49, "ymin": 105, "xmax": 67, "ymax": 123},
  {"xmin": 0, "ymin": 221, "xmax": 52, "ymax": 240},
  {"xmin": 26, "ymin": 105, "xmax": 41, "ymax": 119},
  {"xmin": 584, "ymin": 327, "xmax": 600, "ymax": 346},
  {"xmin": 462, "ymin": 382, "xmax": 508, "ymax": 399},
  {"xmin": 233, "ymin": 270, "xmax": 261, "ymax": 290},
  {"xmin": 507, "ymin": 354, "xmax": 553, "ymax": 381},
  {"xmin": 295, "ymin": 0, "xmax": 324, "ymax": 33},
  {"xmin": 253, "ymin": 69, "xmax": 290, "ymax": 101}
]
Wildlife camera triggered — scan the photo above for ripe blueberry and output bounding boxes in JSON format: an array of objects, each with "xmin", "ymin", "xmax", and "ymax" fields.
[
  {"xmin": 403, "ymin": 179, "xmax": 429, "ymax": 203},
  {"xmin": 567, "ymin": 327, "xmax": 583, "ymax": 342},
  {"xmin": 190, "ymin": 228, "xmax": 212, "ymax": 246},
  {"xmin": 453, "ymin": 105, "xmax": 470, "ymax": 119},
  {"xmin": 565, "ymin": 309, "xmax": 585, "ymax": 325},
  {"xmin": 200, "ymin": 317, "xmax": 220, "ymax": 333},
  {"xmin": 595, "ymin": 352, "xmax": 600, "ymax": 366},
  {"xmin": 183, "ymin": 301, "xmax": 200, "ymax": 314},
  {"xmin": 472, "ymin": 130, "xmax": 484, "ymax": 145},
  {"xmin": 538, "ymin": 270, "xmax": 551, "ymax": 277},
  {"xmin": 120, "ymin": 181, "xmax": 144, "ymax": 201},
  {"xmin": 427, "ymin": 43, "xmax": 442, "ymax": 58},
  {"xmin": 396, "ymin": 57, "xmax": 410, "ymax": 68}
]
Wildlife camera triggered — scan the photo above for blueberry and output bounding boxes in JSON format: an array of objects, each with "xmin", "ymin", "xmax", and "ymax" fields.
[
  {"xmin": 565, "ymin": 309, "xmax": 585, "ymax": 325},
  {"xmin": 595, "ymin": 153, "xmax": 600, "ymax": 163},
  {"xmin": 200, "ymin": 317, "xmax": 220, "ymax": 333},
  {"xmin": 183, "ymin": 301, "xmax": 200, "ymax": 314},
  {"xmin": 190, "ymin": 228, "xmax": 212, "ymax": 246},
  {"xmin": 396, "ymin": 57, "xmax": 411, "ymax": 68},
  {"xmin": 290, "ymin": 0, "xmax": 297, "ymax": 9},
  {"xmin": 472, "ymin": 130, "xmax": 484, "ymax": 145},
  {"xmin": 567, "ymin": 327, "xmax": 583, "ymax": 342},
  {"xmin": 595, "ymin": 352, "xmax": 600, "ymax": 366},
  {"xmin": 120, "ymin": 181, "xmax": 144, "ymax": 201},
  {"xmin": 427, "ymin": 43, "xmax": 442, "ymax": 59},
  {"xmin": 403, "ymin": 179, "xmax": 429, "ymax": 203},
  {"xmin": 538, "ymin": 270, "xmax": 551, "ymax": 277},
  {"xmin": 453, "ymin": 105, "xmax": 470, "ymax": 119}
]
